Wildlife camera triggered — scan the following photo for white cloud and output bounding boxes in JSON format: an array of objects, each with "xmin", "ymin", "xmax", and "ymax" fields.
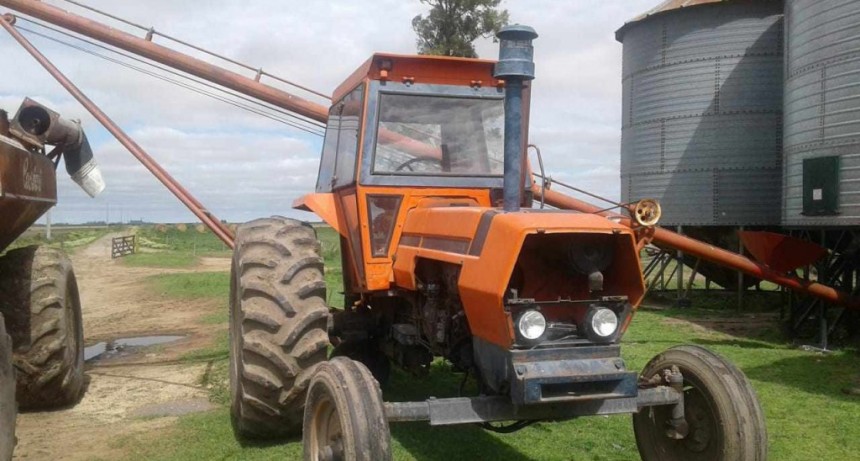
[{"xmin": 0, "ymin": 0, "xmax": 656, "ymax": 224}]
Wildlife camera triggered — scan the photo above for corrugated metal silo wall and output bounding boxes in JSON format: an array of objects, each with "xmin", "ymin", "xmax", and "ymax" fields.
[
  {"xmin": 784, "ymin": 0, "xmax": 860, "ymax": 226},
  {"xmin": 620, "ymin": 1, "xmax": 784, "ymax": 226}
]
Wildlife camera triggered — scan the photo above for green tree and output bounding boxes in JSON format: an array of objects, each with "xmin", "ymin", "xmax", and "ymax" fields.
[{"xmin": 412, "ymin": 0, "xmax": 510, "ymax": 58}]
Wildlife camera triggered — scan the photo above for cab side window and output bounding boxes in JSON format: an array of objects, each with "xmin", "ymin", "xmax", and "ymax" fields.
[
  {"xmin": 315, "ymin": 106, "xmax": 340, "ymax": 192},
  {"xmin": 315, "ymin": 85, "xmax": 364, "ymax": 192}
]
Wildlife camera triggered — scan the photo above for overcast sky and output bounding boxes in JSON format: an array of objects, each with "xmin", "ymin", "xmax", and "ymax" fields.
[{"xmin": 0, "ymin": 0, "xmax": 656, "ymax": 224}]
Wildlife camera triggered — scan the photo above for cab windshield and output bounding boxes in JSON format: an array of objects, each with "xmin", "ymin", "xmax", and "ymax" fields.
[{"xmin": 372, "ymin": 93, "xmax": 504, "ymax": 176}]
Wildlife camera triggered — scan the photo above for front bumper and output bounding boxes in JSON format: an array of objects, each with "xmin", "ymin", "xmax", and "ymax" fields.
[
  {"xmin": 510, "ymin": 345, "xmax": 638, "ymax": 405},
  {"xmin": 473, "ymin": 339, "xmax": 638, "ymax": 406}
]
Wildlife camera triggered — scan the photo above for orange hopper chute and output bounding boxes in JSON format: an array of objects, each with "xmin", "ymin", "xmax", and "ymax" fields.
[{"xmin": 739, "ymin": 231, "xmax": 828, "ymax": 274}]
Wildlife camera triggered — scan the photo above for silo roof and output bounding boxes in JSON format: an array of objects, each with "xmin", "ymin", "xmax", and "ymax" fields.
[{"xmin": 616, "ymin": 0, "xmax": 733, "ymax": 41}]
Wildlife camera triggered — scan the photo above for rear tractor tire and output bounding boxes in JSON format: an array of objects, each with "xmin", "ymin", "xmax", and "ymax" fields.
[
  {"xmin": 229, "ymin": 217, "xmax": 331, "ymax": 439},
  {"xmin": 0, "ymin": 246, "xmax": 85, "ymax": 410},
  {"xmin": 303, "ymin": 357, "xmax": 391, "ymax": 461},
  {"xmin": 0, "ymin": 314, "xmax": 16, "ymax": 461},
  {"xmin": 633, "ymin": 345, "xmax": 767, "ymax": 461}
]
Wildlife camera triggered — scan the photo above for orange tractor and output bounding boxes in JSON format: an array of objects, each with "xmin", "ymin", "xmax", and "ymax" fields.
[{"xmin": 226, "ymin": 28, "xmax": 766, "ymax": 461}]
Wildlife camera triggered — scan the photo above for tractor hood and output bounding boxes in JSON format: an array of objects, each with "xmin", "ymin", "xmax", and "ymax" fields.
[{"xmin": 392, "ymin": 207, "xmax": 646, "ymax": 349}]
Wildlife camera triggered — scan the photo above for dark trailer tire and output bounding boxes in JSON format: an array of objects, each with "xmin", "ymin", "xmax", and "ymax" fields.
[
  {"xmin": 229, "ymin": 217, "xmax": 330, "ymax": 439},
  {"xmin": 0, "ymin": 313, "xmax": 16, "ymax": 461},
  {"xmin": 303, "ymin": 357, "xmax": 391, "ymax": 461},
  {"xmin": 633, "ymin": 345, "xmax": 767, "ymax": 461},
  {"xmin": 0, "ymin": 246, "xmax": 85, "ymax": 410}
]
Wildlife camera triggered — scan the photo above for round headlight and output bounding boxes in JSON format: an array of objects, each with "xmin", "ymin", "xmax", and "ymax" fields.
[
  {"xmin": 590, "ymin": 308, "xmax": 619, "ymax": 338},
  {"xmin": 517, "ymin": 310, "xmax": 547, "ymax": 341}
]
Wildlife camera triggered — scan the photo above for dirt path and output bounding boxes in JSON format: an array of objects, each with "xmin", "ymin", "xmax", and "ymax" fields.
[{"xmin": 12, "ymin": 234, "xmax": 230, "ymax": 461}]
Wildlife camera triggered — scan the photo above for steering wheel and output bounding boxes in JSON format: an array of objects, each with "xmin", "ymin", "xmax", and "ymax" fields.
[{"xmin": 395, "ymin": 157, "xmax": 443, "ymax": 173}]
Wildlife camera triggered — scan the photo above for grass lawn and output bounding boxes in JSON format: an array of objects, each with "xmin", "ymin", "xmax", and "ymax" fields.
[
  {"xmin": 120, "ymin": 224, "xmax": 860, "ymax": 460},
  {"xmin": 147, "ymin": 271, "xmax": 230, "ymax": 299},
  {"xmin": 124, "ymin": 253, "xmax": 199, "ymax": 268},
  {"xmin": 119, "ymin": 306, "xmax": 860, "ymax": 461}
]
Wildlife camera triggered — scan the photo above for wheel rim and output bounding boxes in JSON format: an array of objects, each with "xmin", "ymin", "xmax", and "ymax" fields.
[
  {"xmin": 641, "ymin": 369, "xmax": 722, "ymax": 460},
  {"xmin": 309, "ymin": 394, "xmax": 344, "ymax": 461},
  {"xmin": 679, "ymin": 383, "xmax": 718, "ymax": 454}
]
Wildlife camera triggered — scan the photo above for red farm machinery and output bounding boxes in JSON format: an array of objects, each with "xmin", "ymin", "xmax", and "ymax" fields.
[{"xmin": 0, "ymin": 95, "xmax": 104, "ymax": 460}]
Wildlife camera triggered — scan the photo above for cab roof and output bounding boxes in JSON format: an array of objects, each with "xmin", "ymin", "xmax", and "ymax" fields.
[{"xmin": 333, "ymin": 53, "xmax": 499, "ymax": 101}]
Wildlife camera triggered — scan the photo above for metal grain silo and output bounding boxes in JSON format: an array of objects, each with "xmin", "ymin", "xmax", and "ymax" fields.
[
  {"xmin": 617, "ymin": 0, "xmax": 784, "ymax": 226},
  {"xmin": 784, "ymin": 0, "xmax": 860, "ymax": 226}
]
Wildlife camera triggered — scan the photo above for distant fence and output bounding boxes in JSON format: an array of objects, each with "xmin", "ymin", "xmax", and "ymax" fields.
[{"xmin": 111, "ymin": 235, "xmax": 136, "ymax": 259}]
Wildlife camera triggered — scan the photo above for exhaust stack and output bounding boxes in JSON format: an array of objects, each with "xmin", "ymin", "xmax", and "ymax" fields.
[
  {"xmin": 10, "ymin": 98, "xmax": 105, "ymax": 198},
  {"xmin": 495, "ymin": 25, "xmax": 538, "ymax": 212}
]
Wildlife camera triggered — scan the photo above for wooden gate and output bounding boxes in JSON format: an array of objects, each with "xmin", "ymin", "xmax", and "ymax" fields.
[{"xmin": 111, "ymin": 235, "xmax": 136, "ymax": 258}]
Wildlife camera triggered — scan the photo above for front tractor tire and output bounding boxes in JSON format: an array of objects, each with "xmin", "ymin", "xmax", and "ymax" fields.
[
  {"xmin": 229, "ymin": 217, "xmax": 331, "ymax": 439},
  {"xmin": 303, "ymin": 357, "xmax": 391, "ymax": 461},
  {"xmin": 0, "ymin": 246, "xmax": 85, "ymax": 410},
  {"xmin": 633, "ymin": 345, "xmax": 767, "ymax": 461}
]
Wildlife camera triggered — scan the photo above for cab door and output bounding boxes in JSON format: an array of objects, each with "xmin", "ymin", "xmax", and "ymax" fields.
[{"xmin": 315, "ymin": 84, "xmax": 367, "ymax": 293}]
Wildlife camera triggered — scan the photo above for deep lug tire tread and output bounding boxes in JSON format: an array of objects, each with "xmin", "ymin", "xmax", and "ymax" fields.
[
  {"xmin": 633, "ymin": 345, "xmax": 767, "ymax": 461},
  {"xmin": 302, "ymin": 357, "xmax": 391, "ymax": 461},
  {"xmin": 0, "ymin": 246, "xmax": 85, "ymax": 410},
  {"xmin": 230, "ymin": 217, "xmax": 330, "ymax": 439}
]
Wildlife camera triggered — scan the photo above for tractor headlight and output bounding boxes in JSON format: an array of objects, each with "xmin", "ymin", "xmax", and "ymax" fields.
[
  {"xmin": 517, "ymin": 310, "xmax": 547, "ymax": 342},
  {"xmin": 591, "ymin": 308, "xmax": 618, "ymax": 337},
  {"xmin": 583, "ymin": 306, "xmax": 619, "ymax": 343}
]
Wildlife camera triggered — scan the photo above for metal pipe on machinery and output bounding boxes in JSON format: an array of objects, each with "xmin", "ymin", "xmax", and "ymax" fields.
[
  {"xmin": 0, "ymin": 0, "xmax": 459, "ymax": 163},
  {"xmin": 0, "ymin": 14, "xmax": 235, "ymax": 247},
  {"xmin": 494, "ymin": 25, "xmax": 538, "ymax": 212},
  {"xmin": 0, "ymin": 0, "xmax": 330, "ymax": 123}
]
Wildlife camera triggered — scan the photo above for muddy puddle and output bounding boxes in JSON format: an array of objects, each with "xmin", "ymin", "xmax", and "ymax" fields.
[{"xmin": 85, "ymin": 335, "xmax": 185, "ymax": 362}]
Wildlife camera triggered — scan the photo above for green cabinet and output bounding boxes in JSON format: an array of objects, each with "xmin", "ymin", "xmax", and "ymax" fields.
[{"xmin": 802, "ymin": 156, "xmax": 839, "ymax": 216}]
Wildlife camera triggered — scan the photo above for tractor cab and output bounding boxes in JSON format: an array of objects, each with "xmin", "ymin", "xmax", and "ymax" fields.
[{"xmin": 295, "ymin": 53, "xmax": 532, "ymax": 292}]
